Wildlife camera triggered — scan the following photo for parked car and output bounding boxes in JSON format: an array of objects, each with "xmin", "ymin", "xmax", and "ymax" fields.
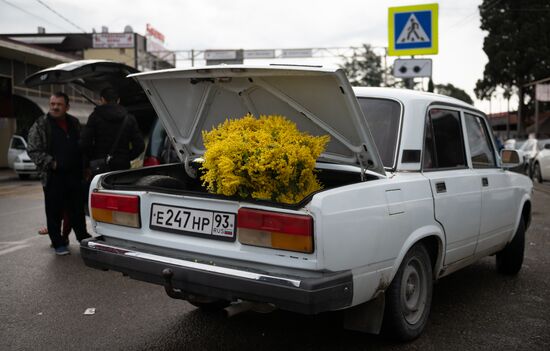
[
  {"xmin": 24, "ymin": 59, "xmax": 158, "ymax": 146},
  {"xmin": 80, "ymin": 66, "xmax": 532, "ymax": 341},
  {"xmin": 504, "ymin": 138, "xmax": 526, "ymax": 150},
  {"xmin": 531, "ymin": 139, "xmax": 550, "ymax": 183},
  {"xmin": 7, "ymin": 135, "xmax": 39, "ymax": 179}
]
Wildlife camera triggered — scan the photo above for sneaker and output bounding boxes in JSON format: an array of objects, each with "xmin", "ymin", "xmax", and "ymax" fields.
[
  {"xmin": 61, "ymin": 235, "xmax": 69, "ymax": 246},
  {"xmin": 54, "ymin": 246, "xmax": 70, "ymax": 256},
  {"xmin": 49, "ymin": 238, "xmax": 69, "ymax": 248}
]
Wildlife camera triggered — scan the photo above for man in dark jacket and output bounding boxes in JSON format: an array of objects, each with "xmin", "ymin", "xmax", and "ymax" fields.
[
  {"xmin": 27, "ymin": 92, "xmax": 91, "ymax": 255},
  {"xmin": 81, "ymin": 87, "xmax": 145, "ymax": 172}
]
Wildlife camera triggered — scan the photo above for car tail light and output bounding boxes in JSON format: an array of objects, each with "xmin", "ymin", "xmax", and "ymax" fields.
[
  {"xmin": 143, "ymin": 156, "xmax": 160, "ymax": 167},
  {"xmin": 237, "ymin": 208, "xmax": 313, "ymax": 253},
  {"xmin": 91, "ymin": 193, "xmax": 140, "ymax": 228}
]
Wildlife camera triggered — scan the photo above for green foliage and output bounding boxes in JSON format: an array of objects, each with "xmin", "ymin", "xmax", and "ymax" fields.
[
  {"xmin": 340, "ymin": 44, "xmax": 384, "ymax": 87},
  {"xmin": 435, "ymin": 83, "xmax": 474, "ymax": 104},
  {"xmin": 475, "ymin": 0, "xmax": 550, "ymax": 101}
]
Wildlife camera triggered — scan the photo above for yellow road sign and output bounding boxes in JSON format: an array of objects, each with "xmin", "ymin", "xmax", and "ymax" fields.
[{"xmin": 388, "ymin": 3, "xmax": 438, "ymax": 56}]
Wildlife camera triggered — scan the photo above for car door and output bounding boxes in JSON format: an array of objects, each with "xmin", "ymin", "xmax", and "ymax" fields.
[
  {"xmin": 462, "ymin": 113, "xmax": 517, "ymax": 254},
  {"xmin": 538, "ymin": 143, "xmax": 550, "ymax": 179},
  {"xmin": 422, "ymin": 108, "xmax": 481, "ymax": 265}
]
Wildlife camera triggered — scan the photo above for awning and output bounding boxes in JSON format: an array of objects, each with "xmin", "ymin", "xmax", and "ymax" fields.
[{"xmin": 9, "ymin": 36, "xmax": 67, "ymax": 45}]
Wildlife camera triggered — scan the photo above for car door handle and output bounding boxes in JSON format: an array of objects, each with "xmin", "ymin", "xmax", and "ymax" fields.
[
  {"xmin": 435, "ymin": 182, "xmax": 446, "ymax": 193},
  {"xmin": 482, "ymin": 177, "xmax": 489, "ymax": 187}
]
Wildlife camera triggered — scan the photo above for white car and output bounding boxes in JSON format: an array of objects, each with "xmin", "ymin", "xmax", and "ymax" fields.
[
  {"xmin": 79, "ymin": 66, "xmax": 532, "ymax": 341},
  {"xmin": 7, "ymin": 135, "xmax": 39, "ymax": 180},
  {"xmin": 531, "ymin": 139, "xmax": 550, "ymax": 183}
]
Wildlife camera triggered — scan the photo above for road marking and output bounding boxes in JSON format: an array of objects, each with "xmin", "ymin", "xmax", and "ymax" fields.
[
  {"xmin": 0, "ymin": 236, "xmax": 45, "ymax": 256},
  {"xmin": 0, "ymin": 235, "xmax": 43, "ymax": 246},
  {"xmin": 0, "ymin": 244, "xmax": 30, "ymax": 256}
]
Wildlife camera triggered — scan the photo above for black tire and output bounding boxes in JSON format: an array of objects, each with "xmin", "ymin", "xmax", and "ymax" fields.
[
  {"xmin": 533, "ymin": 163, "xmax": 543, "ymax": 183},
  {"xmin": 382, "ymin": 243, "xmax": 433, "ymax": 341},
  {"xmin": 135, "ymin": 175, "xmax": 186, "ymax": 189},
  {"xmin": 187, "ymin": 297, "xmax": 230, "ymax": 312},
  {"xmin": 18, "ymin": 174, "xmax": 30, "ymax": 180},
  {"xmin": 496, "ymin": 218, "xmax": 525, "ymax": 275}
]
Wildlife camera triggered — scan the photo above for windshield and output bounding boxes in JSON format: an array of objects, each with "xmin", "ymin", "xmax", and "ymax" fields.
[{"xmin": 357, "ymin": 97, "xmax": 402, "ymax": 168}]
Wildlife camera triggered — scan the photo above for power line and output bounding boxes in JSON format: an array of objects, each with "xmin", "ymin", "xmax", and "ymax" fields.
[
  {"xmin": 447, "ymin": 0, "xmax": 503, "ymax": 30},
  {"xmin": 34, "ymin": 0, "xmax": 87, "ymax": 33},
  {"xmin": 1, "ymin": 0, "xmax": 71, "ymax": 31}
]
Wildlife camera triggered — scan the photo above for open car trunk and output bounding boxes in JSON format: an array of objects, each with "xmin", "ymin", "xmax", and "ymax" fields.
[
  {"xmin": 100, "ymin": 162, "xmax": 381, "ymax": 209},
  {"xmin": 129, "ymin": 65, "xmax": 385, "ymax": 176}
]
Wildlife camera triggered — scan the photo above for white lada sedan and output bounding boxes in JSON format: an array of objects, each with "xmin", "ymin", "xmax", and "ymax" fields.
[{"xmin": 79, "ymin": 65, "xmax": 532, "ymax": 341}]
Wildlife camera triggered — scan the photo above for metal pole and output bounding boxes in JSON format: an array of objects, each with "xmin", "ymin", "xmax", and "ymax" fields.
[
  {"xmin": 506, "ymin": 97, "xmax": 510, "ymax": 139},
  {"xmin": 535, "ymin": 91, "xmax": 539, "ymax": 136},
  {"xmin": 191, "ymin": 49, "xmax": 195, "ymax": 67},
  {"xmin": 517, "ymin": 87, "xmax": 522, "ymax": 137},
  {"xmin": 383, "ymin": 48, "xmax": 388, "ymax": 87}
]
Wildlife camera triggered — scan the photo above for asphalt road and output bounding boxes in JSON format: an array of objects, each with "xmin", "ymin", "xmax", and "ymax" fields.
[{"xmin": 0, "ymin": 169, "xmax": 549, "ymax": 350}]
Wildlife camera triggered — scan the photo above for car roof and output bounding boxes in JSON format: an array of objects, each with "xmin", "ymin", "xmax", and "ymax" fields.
[{"xmin": 352, "ymin": 86, "xmax": 478, "ymax": 112}]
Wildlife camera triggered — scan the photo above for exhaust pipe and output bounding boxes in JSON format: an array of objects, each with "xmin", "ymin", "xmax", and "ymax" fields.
[{"xmin": 224, "ymin": 301, "xmax": 276, "ymax": 318}]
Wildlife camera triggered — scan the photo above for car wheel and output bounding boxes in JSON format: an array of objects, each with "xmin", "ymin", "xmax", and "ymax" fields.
[
  {"xmin": 134, "ymin": 175, "xmax": 186, "ymax": 189},
  {"xmin": 187, "ymin": 297, "xmax": 230, "ymax": 312},
  {"xmin": 18, "ymin": 174, "xmax": 30, "ymax": 180},
  {"xmin": 382, "ymin": 243, "xmax": 433, "ymax": 341},
  {"xmin": 496, "ymin": 218, "xmax": 525, "ymax": 275},
  {"xmin": 533, "ymin": 163, "xmax": 543, "ymax": 183}
]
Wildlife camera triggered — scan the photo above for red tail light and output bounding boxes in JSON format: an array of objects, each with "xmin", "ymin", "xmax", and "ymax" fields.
[
  {"xmin": 91, "ymin": 193, "xmax": 140, "ymax": 228},
  {"xmin": 91, "ymin": 193, "xmax": 139, "ymax": 213},
  {"xmin": 143, "ymin": 156, "xmax": 161, "ymax": 167},
  {"xmin": 237, "ymin": 208, "xmax": 313, "ymax": 253}
]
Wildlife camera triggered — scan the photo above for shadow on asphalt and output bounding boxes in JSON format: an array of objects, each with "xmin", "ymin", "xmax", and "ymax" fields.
[{"xmin": 133, "ymin": 258, "xmax": 539, "ymax": 351}]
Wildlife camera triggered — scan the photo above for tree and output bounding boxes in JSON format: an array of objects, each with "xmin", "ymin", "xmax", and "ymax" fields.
[
  {"xmin": 340, "ymin": 44, "xmax": 384, "ymax": 87},
  {"xmin": 435, "ymin": 83, "xmax": 474, "ymax": 104},
  {"xmin": 475, "ymin": 0, "xmax": 550, "ymax": 133}
]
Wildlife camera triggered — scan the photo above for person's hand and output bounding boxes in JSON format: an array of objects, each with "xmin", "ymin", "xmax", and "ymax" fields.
[{"xmin": 51, "ymin": 160, "xmax": 57, "ymax": 170}]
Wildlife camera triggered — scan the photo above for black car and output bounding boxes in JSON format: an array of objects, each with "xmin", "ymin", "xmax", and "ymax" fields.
[
  {"xmin": 25, "ymin": 60, "xmax": 157, "ymax": 134},
  {"xmin": 25, "ymin": 60, "xmax": 174, "ymax": 166}
]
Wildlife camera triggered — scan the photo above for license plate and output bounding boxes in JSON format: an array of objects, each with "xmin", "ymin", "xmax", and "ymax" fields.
[{"xmin": 150, "ymin": 203, "xmax": 236, "ymax": 241}]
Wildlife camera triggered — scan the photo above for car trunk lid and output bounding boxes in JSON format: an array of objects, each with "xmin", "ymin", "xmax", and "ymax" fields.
[{"xmin": 129, "ymin": 64, "xmax": 385, "ymax": 176}]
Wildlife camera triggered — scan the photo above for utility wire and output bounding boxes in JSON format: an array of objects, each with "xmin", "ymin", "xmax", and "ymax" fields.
[
  {"xmin": 1, "ymin": 0, "xmax": 71, "ymax": 31},
  {"xmin": 447, "ymin": 0, "xmax": 503, "ymax": 30},
  {"xmin": 34, "ymin": 0, "xmax": 87, "ymax": 33}
]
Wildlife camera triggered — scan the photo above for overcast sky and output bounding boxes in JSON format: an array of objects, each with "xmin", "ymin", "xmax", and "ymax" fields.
[{"xmin": 1, "ymin": 0, "xmax": 510, "ymax": 113}]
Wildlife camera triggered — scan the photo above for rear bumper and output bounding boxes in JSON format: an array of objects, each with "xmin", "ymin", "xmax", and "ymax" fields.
[
  {"xmin": 80, "ymin": 237, "xmax": 353, "ymax": 314},
  {"xmin": 14, "ymin": 162, "xmax": 38, "ymax": 174}
]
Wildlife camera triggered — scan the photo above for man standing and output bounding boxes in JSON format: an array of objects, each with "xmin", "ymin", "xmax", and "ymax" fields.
[
  {"xmin": 81, "ymin": 87, "xmax": 144, "ymax": 173},
  {"xmin": 28, "ymin": 92, "xmax": 90, "ymax": 255}
]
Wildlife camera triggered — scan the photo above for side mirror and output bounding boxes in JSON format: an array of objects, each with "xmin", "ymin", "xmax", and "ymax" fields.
[
  {"xmin": 501, "ymin": 149, "xmax": 523, "ymax": 169},
  {"xmin": 544, "ymin": 143, "xmax": 550, "ymax": 150}
]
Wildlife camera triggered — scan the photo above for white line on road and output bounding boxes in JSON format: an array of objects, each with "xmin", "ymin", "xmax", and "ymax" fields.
[
  {"xmin": 0, "ymin": 244, "xmax": 30, "ymax": 256},
  {"xmin": 0, "ymin": 235, "xmax": 43, "ymax": 246}
]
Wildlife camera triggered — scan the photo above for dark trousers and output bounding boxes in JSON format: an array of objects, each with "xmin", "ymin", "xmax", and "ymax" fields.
[{"xmin": 44, "ymin": 173, "xmax": 88, "ymax": 248}]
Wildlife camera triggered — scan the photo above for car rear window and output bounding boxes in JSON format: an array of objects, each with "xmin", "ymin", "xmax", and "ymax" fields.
[{"xmin": 357, "ymin": 98, "xmax": 401, "ymax": 168}]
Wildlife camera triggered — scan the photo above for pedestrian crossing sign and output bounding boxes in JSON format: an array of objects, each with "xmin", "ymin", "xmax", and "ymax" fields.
[{"xmin": 388, "ymin": 3, "xmax": 438, "ymax": 56}]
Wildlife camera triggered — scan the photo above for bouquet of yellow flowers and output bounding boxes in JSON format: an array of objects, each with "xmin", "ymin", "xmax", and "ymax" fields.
[{"xmin": 201, "ymin": 114, "xmax": 330, "ymax": 204}]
